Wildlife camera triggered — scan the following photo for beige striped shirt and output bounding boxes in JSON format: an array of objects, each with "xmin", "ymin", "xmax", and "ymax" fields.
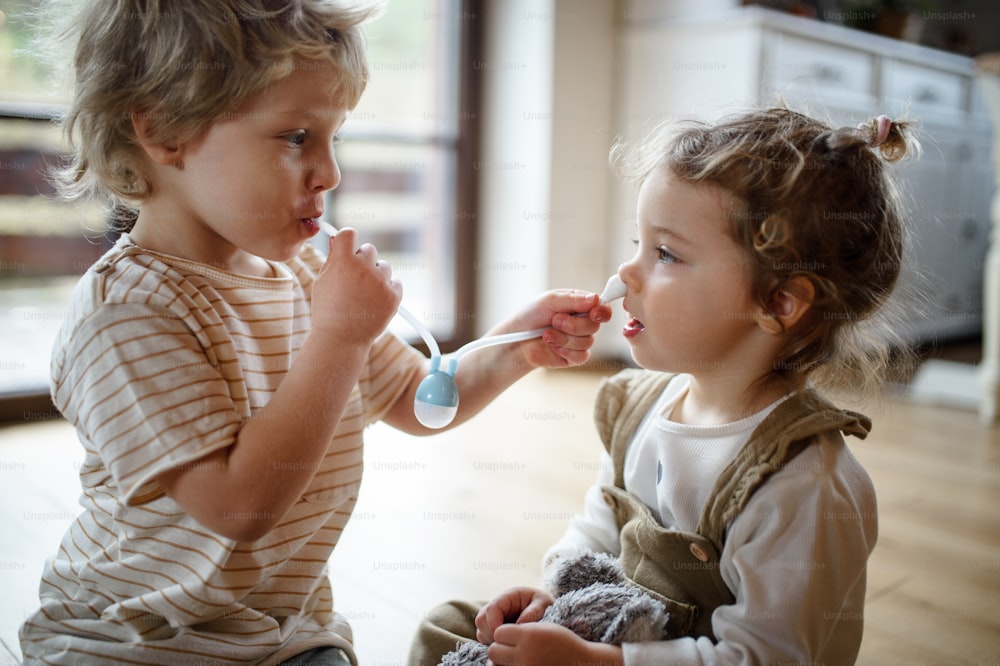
[{"xmin": 19, "ymin": 237, "xmax": 426, "ymax": 665}]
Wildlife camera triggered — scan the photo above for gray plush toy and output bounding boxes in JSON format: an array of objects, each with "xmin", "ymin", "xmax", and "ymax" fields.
[{"xmin": 439, "ymin": 551, "xmax": 669, "ymax": 666}]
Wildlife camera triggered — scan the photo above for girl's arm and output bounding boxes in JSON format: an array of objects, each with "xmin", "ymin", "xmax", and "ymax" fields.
[
  {"xmin": 540, "ymin": 451, "xmax": 622, "ymax": 577},
  {"xmin": 488, "ymin": 623, "xmax": 623, "ymax": 666},
  {"xmin": 382, "ymin": 290, "xmax": 610, "ymax": 434},
  {"xmin": 155, "ymin": 230, "xmax": 400, "ymax": 541}
]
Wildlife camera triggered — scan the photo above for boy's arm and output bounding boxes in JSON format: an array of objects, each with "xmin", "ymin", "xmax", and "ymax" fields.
[
  {"xmin": 382, "ymin": 290, "xmax": 610, "ymax": 434},
  {"xmin": 156, "ymin": 230, "xmax": 399, "ymax": 541}
]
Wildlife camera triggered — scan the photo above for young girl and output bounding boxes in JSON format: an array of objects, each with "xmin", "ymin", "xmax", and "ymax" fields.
[
  {"xmin": 410, "ymin": 108, "xmax": 917, "ymax": 665},
  {"xmin": 18, "ymin": 2, "xmax": 608, "ymax": 664}
]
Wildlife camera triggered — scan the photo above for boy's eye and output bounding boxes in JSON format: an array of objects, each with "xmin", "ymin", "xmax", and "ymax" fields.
[
  {"xmin": 284, "ymin": 131, "xmax": 343, "ymax": 148},
  {"xmin": 284, "ymin": 131, "xmax": 307, "ymax": 147}
]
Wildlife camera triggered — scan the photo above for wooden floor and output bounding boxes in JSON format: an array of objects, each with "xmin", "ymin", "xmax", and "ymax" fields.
[{"xmin": 1, "ymin": 361, "xmax": 999, "ymax": 665}]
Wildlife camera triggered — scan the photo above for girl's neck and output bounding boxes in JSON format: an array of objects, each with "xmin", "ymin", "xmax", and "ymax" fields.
[{"xmin": 668, "ymin": 373, "xmax": 804, "ymax": 426}]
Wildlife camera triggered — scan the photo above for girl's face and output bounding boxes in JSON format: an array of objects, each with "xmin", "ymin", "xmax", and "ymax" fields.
[
  {"xmin": 618, "ymin": 167, "xmax": 765, "ymax": 376},
  {"xmin": 141, "ymin": 60, "xmax": 347, "ymax": 273}
]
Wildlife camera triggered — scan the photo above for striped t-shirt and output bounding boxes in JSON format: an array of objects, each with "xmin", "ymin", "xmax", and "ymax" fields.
[{"xmin": 19, "ymin": 236, "xmax": 426, "ymax": 665}]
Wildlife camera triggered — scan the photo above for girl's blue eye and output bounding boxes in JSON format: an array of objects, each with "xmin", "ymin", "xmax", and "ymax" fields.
[
  {"xmin": 657, "ymin": 246, "xmax": 679, "ymax": 264},
  {"xmin": 285, "ymin": 131, "xmax": 306, "ymax": 147}
]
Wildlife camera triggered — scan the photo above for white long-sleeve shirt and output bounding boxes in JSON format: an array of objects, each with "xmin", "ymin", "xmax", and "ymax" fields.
[{"xmin": 544, "ymin": 375, "xmax": 877, "ymax": 665}]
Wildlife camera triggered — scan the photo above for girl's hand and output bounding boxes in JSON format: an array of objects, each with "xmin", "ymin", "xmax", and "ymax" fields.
[
  {"xmin": 499, "ymin": 290, "xmax": 612, "ymax": 369},
  {"xmin": 486, "ymin": 623, "xmax": 624, "ymax": 666},
  {"xmin": 311, "ymin": 227, "xmax": 402, "ymax": 343},
  {"xmin": 475, "ymin": 586, "xmax": 554, "ymax": 644}
]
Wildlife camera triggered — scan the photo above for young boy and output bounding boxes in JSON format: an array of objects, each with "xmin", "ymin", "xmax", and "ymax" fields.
[{"xmin": 18, "ymin": 2, "xmax": 608, "ymax": 664}]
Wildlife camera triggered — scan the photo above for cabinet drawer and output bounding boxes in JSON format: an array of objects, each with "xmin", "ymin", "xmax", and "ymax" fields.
[
  {"xmin": 883, "ymin": 59, "xmax": 966, "ymax": 111},
  {"xmin": 767, "ymin": 34, "xmax": 874, "ymax": 97}
]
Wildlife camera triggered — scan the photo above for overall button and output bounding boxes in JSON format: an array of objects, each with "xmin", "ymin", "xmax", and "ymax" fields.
[{"xmin": 689, "ymin": 542, "xmax": 710, "ymax": 562}]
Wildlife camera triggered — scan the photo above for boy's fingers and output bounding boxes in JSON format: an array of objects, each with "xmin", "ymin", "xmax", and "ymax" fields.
[{"xmin": 542, "ymin": 289, "xmax": 599, "ymax": 316}]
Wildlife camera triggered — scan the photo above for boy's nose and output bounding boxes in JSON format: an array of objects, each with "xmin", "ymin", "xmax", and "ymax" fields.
[{"xmin": 310, "ymin": 150, "xmax": 341, "ymax": 192}]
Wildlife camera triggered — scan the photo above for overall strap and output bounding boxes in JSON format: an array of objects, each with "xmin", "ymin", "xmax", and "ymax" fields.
[
  {"xmin": 694, "ymin": 389, "xmax": 871, "ymax": 549},
  {"xmin": 594, "ymin": 369, "xmax": 677, "ymax": 488}
]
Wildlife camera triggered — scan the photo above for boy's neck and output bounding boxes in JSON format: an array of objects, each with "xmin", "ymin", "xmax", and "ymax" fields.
[{"xmin": 131, "ymin": 205, "xmax": 274, "ymax": 278}]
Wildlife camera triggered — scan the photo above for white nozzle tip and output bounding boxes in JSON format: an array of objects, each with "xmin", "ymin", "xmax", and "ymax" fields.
[{"xmin": 599, "ymin": 274, "xmax": 627, "ymax": 305}]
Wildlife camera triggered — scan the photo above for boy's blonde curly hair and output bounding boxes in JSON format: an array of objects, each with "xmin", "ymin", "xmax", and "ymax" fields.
[
  {"xmin": 42, "ymin": 0, "xmax": 379, "ymax": 209},
  {"xmin": 615, "ymin": 107, "xmax": 920, "ymax": 397}
]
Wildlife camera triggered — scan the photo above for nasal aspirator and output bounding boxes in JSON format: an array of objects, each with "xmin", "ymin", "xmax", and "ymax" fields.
[{"xmin": 318, "ymin": 221, "xmax": 625, "ymax": 428}]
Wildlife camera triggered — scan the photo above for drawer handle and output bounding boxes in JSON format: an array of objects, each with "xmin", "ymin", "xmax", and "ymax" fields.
[
  {"xmin": 962, "ymin": 218, "xmax": 979, "ymax": 242},
  {"xmin": 915, "ymin": 87, "xmax": 940, "ymax": 104},
  {"xmin": 812, "ymin": 64, "xmax": 843, "ymax": 83}
]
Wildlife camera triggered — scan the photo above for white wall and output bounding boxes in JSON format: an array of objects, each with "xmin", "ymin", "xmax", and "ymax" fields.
[
  {"xmin": 476, "ymin": 0, "xmax": 554, "ymax": 330},
  {"xmin": 476, "ymin": 0, "xmax": 620, "ymax": 359}
]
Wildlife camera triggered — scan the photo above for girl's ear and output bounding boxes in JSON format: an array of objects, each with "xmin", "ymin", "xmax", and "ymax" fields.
[
  {"xmin": 757, "ymin": 275, "xmax": 815, "ymax": 335},
  {"xmin": 130, "ymin": 109, "xmax": 184, "ymax": 167}
]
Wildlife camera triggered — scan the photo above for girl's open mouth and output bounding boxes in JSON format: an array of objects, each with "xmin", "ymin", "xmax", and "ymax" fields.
[{"xmin": 623, "ymin": 317, "xmax": 645, "ymax": 339}]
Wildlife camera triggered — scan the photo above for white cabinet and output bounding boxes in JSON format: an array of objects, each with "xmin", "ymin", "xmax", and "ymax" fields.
[{"xmin": 610, "ymin": 5, "xmax": 993, "ymax": 346}]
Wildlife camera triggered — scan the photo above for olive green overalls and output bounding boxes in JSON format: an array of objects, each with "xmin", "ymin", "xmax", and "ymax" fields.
[{"xmin": 597, "ymin": 369, "xmax": 870, "ymax": 639}]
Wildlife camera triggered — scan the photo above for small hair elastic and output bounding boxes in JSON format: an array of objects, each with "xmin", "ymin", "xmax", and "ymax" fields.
[
  {"xmin": 873, "ymin": 115, "xmax": 892, "ymax": 146},
  {"xmin": 858, "ymin": 115, "xmax": 892, "ymax": 148}
]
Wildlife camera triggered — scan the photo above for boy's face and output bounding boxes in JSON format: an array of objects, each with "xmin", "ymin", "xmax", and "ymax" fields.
[
  {"xmin": 158, "ymin": 60, "xmax": 347, "ymax": 270},
  {"xmin": 618, "ymin": 167, "xmax": 765, "ymax": 376}
]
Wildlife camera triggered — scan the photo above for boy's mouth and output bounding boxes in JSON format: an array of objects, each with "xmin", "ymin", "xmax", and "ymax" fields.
[
  {"xmin": 623, "ymin": 317, "xmax": 645, "ymax": 338},
  {"xmin": 300, "ymin": 217, "xmax": 321, "ymax": 236}
]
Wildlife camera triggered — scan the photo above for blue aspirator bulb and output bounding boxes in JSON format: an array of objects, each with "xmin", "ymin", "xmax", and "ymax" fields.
[{"xmin": 413, "ymin": 356, "xmax": 460, "ymax": 429}]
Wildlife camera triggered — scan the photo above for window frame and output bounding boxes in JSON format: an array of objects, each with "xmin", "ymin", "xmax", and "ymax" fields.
[{"xmin": 448, "ymin": 0, "xmax": 483, "ymax": 351}]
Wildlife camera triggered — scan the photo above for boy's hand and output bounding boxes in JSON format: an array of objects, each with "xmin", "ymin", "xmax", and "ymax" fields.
[
  {"xmin": 504, "ymin": 290, "xmax": 612, "ymax": 369},
  {"xmin": 312, "ymin": 227, "xmax": 402, "ymax": 343},
  {"xmin": 475, "ymin": 586, "xmax": 554, "ymax": 644}
]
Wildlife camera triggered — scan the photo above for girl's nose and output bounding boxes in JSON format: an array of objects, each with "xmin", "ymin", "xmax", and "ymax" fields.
[{"xmin": 618, "ymin": 259, "xmax": 638, "ymax": 293}]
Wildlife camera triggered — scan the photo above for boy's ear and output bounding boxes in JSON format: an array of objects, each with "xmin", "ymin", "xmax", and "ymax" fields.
[
  {"xmin": 757, "ymin": 275, "xmax": 815, "ymax": 335},
  {"xmin": 130, "ymin": 109, "xmax": 184, "ymax": 167}
]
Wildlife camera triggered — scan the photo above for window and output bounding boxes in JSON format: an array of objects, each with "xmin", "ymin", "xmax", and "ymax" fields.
[
  {"xmin": 330, "ymin": 0, "xmax": 481, "ymax": 349},
  {"xmin": 0, "ymin": 0, "xmax": 481, "ymax": 415},
  {"xmin": 0, "ymin": 0, "xmax": 94, "ymax": 406}
]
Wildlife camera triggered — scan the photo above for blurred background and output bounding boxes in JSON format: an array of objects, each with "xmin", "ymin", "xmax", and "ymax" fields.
[{"xmin": 1, "ymin": 0, "xmax": 998, "ymax": 408}]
